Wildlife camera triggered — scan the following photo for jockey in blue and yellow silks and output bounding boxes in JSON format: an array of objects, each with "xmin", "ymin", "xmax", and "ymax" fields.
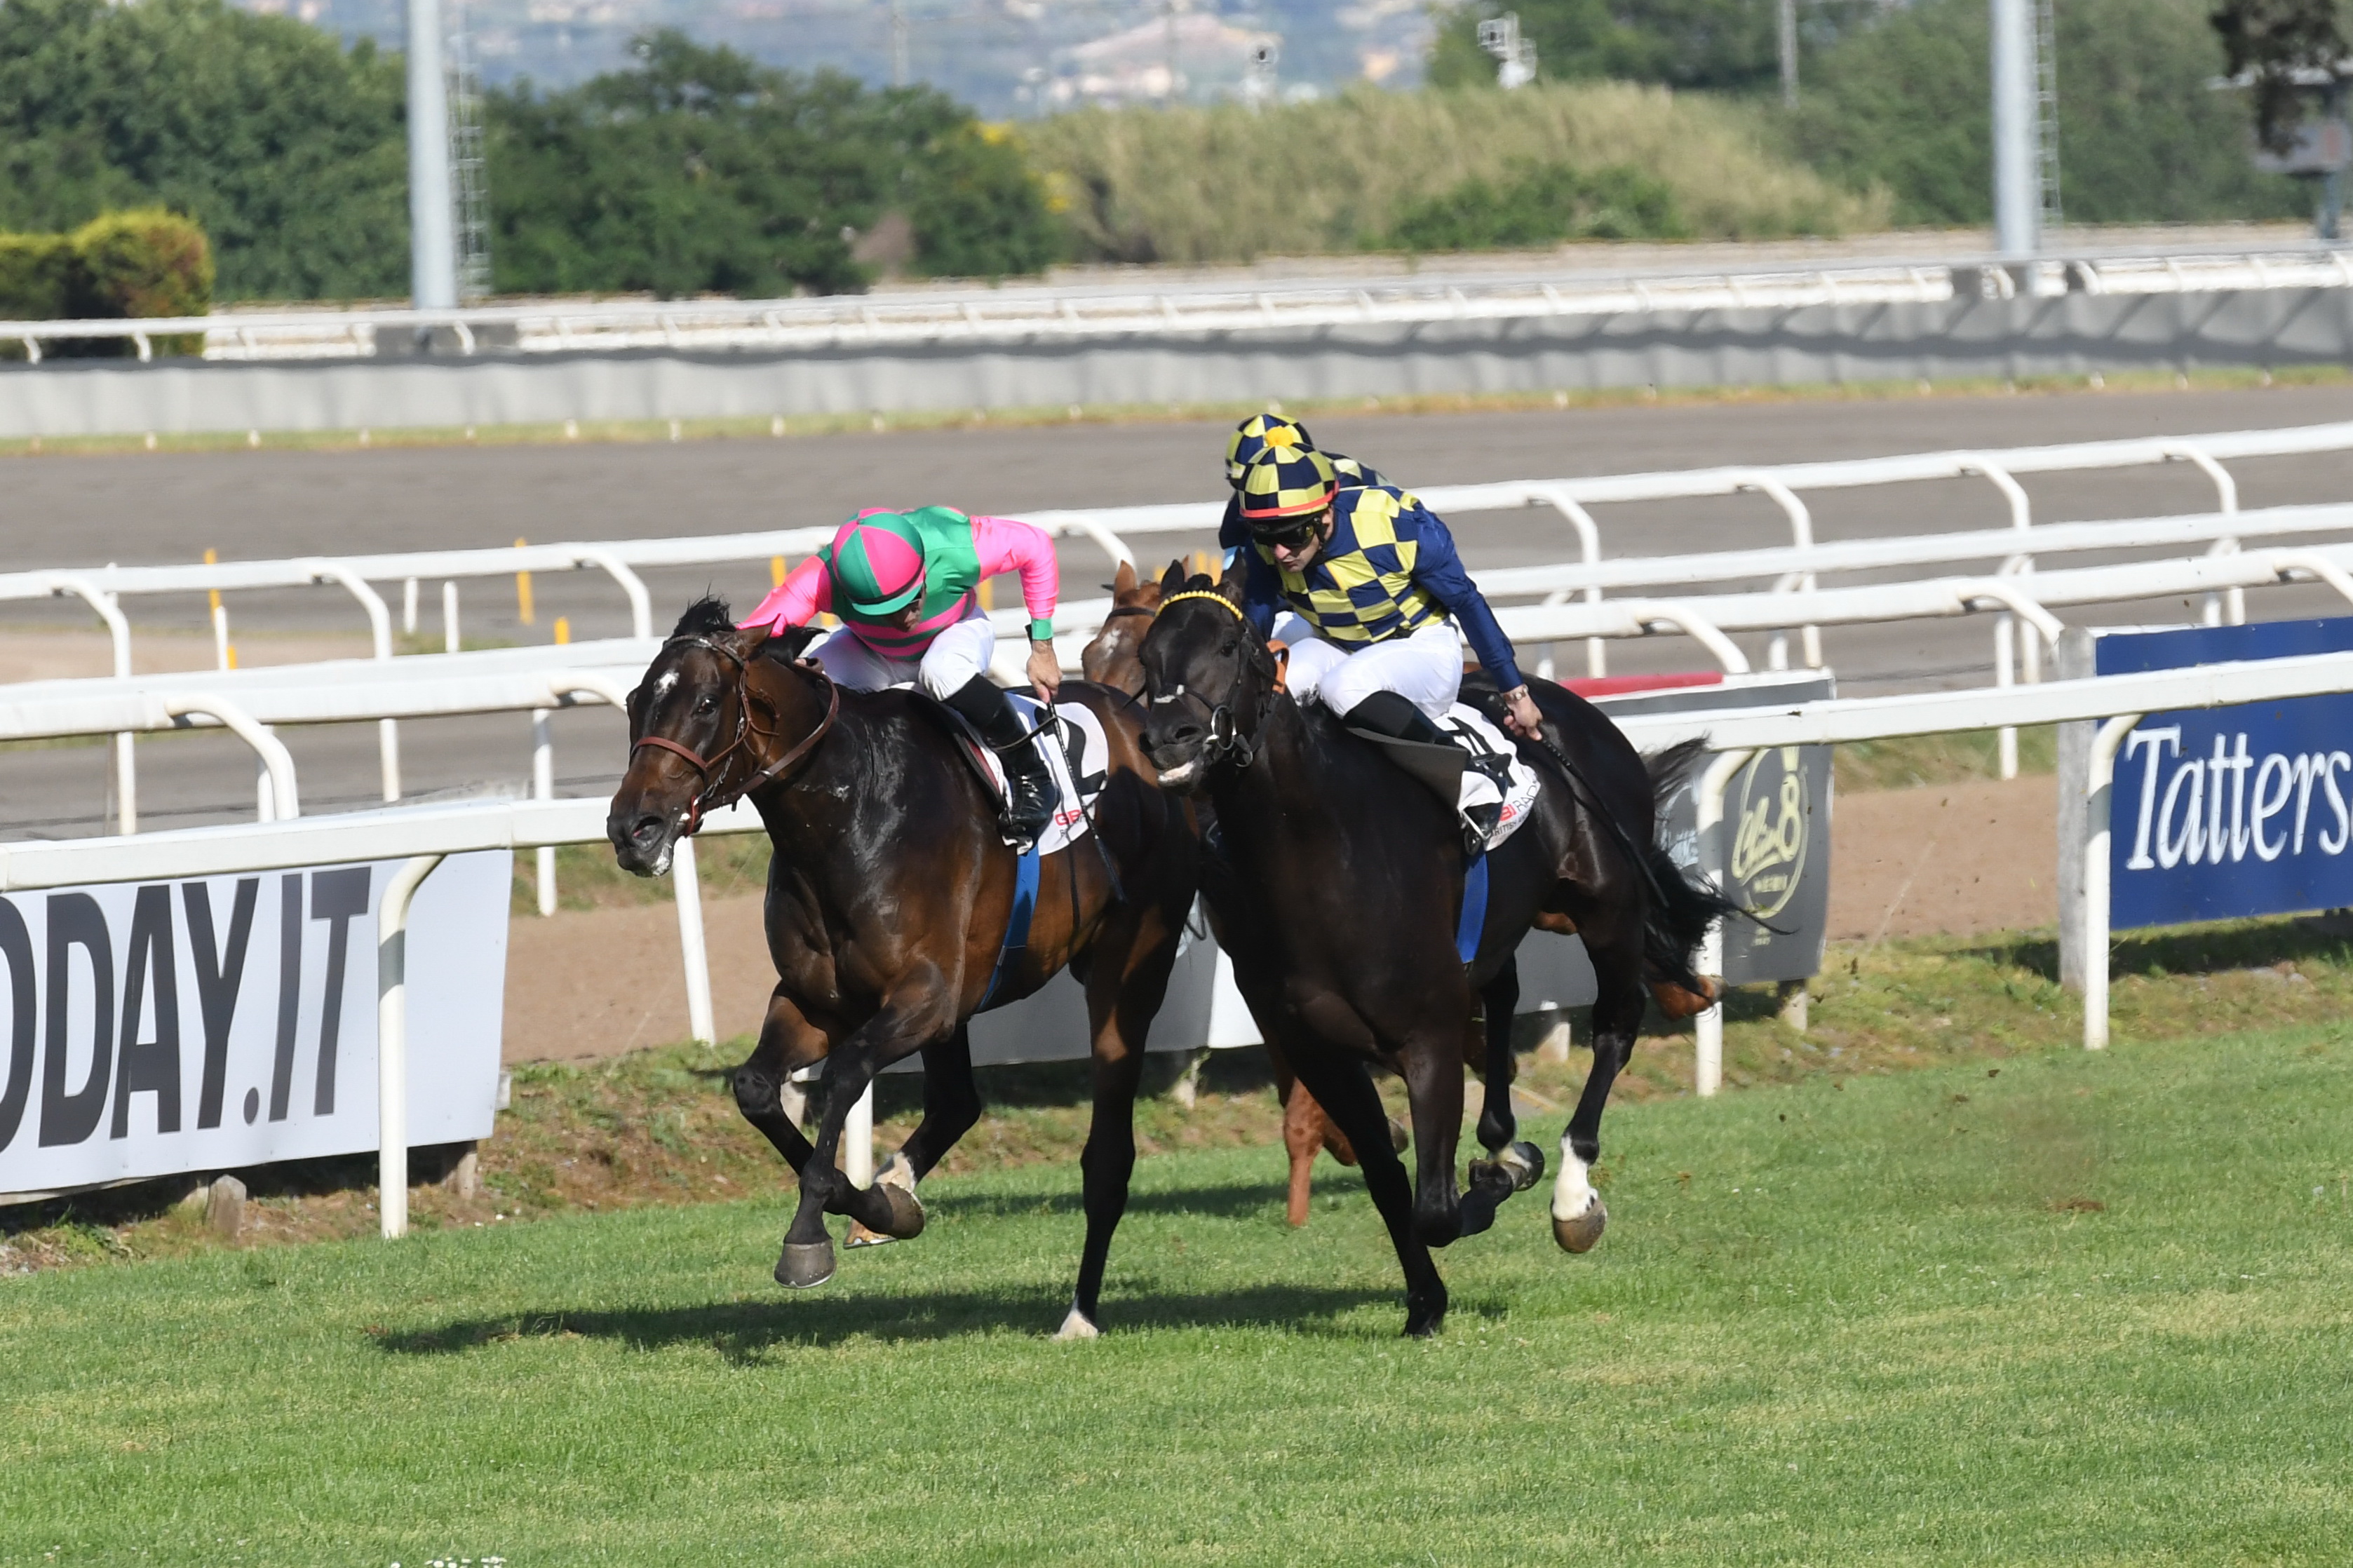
[
  {"xmin": 1215, "ymin": 414, "xmax": 1400, "ymax": 556},
  {"xmin": 1233, "ymin": 445, "xmax": 1544, "ymax": 769}
]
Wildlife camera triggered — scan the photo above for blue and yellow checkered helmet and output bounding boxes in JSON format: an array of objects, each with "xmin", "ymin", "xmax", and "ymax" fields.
[
  {"xmin": 1225, "ymin": 413, "xmax": 1318, "ymax": 487},
  {"xmin": 1236, "ymin": 446, "xmax": 1340, "ymax": 527}
]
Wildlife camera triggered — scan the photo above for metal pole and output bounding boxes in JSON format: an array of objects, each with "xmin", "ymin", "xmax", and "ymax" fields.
[
  {"xmin": 377, "ymin": 853, "xmax": 445, "ymax": 1239},
  {"xmin": 1779, "ymin": 0, "xmax": 1798, "ymax": 108},
  {"xmin": 406, "ymin": 0, "xmax": 459, "ymax": 311},
  {"xmin": 845, "ymin": 1083, "xmax": 875, "ymax": 1188},
  {"xmin": 532, "ymin": 710, "xmax": 557, "ymax": 917},
  {"xmin": 1989, "ymin": 0, "xmax": 2040, "ymax": 260},
  {"xmin": 2082, "ymin": 715, "xmax": 2141, "ymax": 1050},
  {"xmin": 672, "ymin": 836, "xmax": 716, "ymax": 1046},
  {"xmin": 1692, "ymin": 748, "xmax": 1753, "ymax": 1097}
]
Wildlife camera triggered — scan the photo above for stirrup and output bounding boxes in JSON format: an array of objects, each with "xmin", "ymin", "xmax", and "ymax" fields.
[{"xmin": 1462, "ymin": 802, "xmax": 1502, "ymax": 855}]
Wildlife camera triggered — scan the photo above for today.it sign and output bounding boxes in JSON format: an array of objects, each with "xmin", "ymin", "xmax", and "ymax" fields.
[
  {"xmin": 0, "ymin": 852, "xmax": 510, "ymax": 1198},
  {"xmin": 2102, "ymin": 618, "xmax": 2353, "ymax": 929}
]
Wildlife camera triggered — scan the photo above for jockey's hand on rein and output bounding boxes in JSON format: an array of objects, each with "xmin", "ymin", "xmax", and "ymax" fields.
[
  {"xmin": 1027, "ymin": 640, "xmax": 1063, "ymax": 699},
  {"xmin": 1502, "ymin": 685, "xmax": 1544, "ymax": 738}
]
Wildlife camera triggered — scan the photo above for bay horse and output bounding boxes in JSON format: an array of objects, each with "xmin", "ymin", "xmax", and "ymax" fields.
[
  {"xmin": 1135, "ymin": 566, "xmax": 1730, "ymax": 1336},
  {"xmin": 1081, "ymin": 558, "xmax": 1394, "ymax": 1228},
  {"xmin": 607, "ymin": 597, "xmax": 1199, "ymax": 1313}
]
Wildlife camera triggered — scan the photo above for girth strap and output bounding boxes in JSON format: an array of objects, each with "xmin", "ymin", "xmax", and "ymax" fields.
[
  {"xmin": 978, "ymin": 841, "xmax": 1043, "ymax": 1009},
  {"xmin": 1456, "ymin": 851, "xmax": 1490, "ymax": 968}
]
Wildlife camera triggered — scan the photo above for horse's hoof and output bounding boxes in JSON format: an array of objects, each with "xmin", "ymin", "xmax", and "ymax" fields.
[
  {"xmin": 844, "ymin": 1219, "xmax": 895, "ymax": 1249},
  {"xmin": 774, "ymin": 1238, "xmax": 837, "ymax": 1289},
  {"xmin": 1403, "ymin": 1309, "xmax": 1445, "ymax": 1339},
  {"xmin": 1052, "ymin": 1306, "xmax": 1101, "ymax": 1342},
  {"xmin": 1551, "ymin": 1196, "xmax": 1608, "ymax": 1255},
  {"xmin": 1500, "ymin": 1141, "xmax": 1546, "ymax": 1192},
  {"xmin": 875, "ymin": 1177, "xmax": 926, "ymax": 1242},
  {"xmin": 1387, "ymin": 1116, "xmax": 1410, "ymax": 1153}
]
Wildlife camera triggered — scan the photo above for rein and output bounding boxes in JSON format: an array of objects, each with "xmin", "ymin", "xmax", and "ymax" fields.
[
  {"xmin": 1156, "ymin": 590, "xmax": 1272, "ymax": 773},
  {"xmin": 632, "ymin": 635, "xmax": 841, "ymax": 834}
]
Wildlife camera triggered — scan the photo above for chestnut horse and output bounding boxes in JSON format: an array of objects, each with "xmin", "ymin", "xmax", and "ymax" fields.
[
  {"xmin": 1135, "ymin": 567, "xmax": 1732, "ymax": 1336},
  {"xmin": 607, "ymin": 598, "xmax": 1198, "ymax": 1325}
]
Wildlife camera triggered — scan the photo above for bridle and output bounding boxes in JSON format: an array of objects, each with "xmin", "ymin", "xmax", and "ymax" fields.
[
  {"xmin": 1153, "ymin": 589, "xmax": 1271, "ymax": 773},
  {"xmin": 631, "ymin": 635, "xmax": 840, "ymax": 834}
]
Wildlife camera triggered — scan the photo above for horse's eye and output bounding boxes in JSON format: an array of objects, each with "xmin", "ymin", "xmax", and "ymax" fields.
[
  {"xmin": 1218, "ymin": 639, "xmax": 1239, "ymax": 657},
  {"xmin": 695, "ymin": 696, "xmax": 717, "ymax": 715}
]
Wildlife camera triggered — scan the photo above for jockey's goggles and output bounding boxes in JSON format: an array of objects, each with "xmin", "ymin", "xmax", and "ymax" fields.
[{"xmin": 1246, "ymin": 511, "xmax": 1327, "ymax": 550}]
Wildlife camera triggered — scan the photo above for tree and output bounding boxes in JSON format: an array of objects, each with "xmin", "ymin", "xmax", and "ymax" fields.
[
  {"xmin": 1784, "ymin": 0, "xmax": 2304, "ymax": 224},
  {"xmin": 0, "ymin": 0, "xmax": 409, "ymax": 299},
  {"xmin": 487, "ymin": 31, "xmax": 1058, "ymax": 297}
]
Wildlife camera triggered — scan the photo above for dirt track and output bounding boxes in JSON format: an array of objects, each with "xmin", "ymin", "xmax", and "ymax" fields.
[{"xmin": 501, "ymin": 776, "xmax": 2058, "ymax": 1062}]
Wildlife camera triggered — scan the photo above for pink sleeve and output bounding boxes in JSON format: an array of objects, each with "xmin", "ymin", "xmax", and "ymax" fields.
[
  {"xmin": 737, "ymin": 555, "xmax": 832, "ymax": 632},
  {"xmin": 968, "ymin": 515, "xmax": 1059, "ymax": 625}
]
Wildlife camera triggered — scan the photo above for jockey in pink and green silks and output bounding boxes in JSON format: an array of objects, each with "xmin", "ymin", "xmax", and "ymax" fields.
[{"xmin": 739, "ymin": 506, "xmax": 1064, "ymax": 849}]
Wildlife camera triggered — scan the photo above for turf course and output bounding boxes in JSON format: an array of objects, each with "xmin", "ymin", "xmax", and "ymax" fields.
[{"xmin": 6, "ymin": 1025, "xmax": 2352, "ymax": 1565}]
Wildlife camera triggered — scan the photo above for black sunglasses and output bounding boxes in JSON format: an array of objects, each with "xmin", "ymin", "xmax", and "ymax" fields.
[{"xmin": 1250, "ymin": 513, "xmax": 1323, "ymax": 550}]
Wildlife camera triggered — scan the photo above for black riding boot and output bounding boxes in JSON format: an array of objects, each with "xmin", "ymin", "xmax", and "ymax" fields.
[
  {"xmin": 944, "ymin": 675, "xmax": 1054, "ymax": 851},
  {"xmin": 1342, "ymin": 690, "xmax": 1450, "ymax": 748},
  {"xmin": 1344, "ymin": 691, "xmax": 1502, "ymax": 853}
]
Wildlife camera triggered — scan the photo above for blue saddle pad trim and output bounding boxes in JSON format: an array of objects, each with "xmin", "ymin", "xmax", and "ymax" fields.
[
  {"xmin": 980, "ymin": 840, "xmax": 1044, "ymax": 1008},
  {"xmin": 1456, "ymin": 851, "xmax": 1489, "ymax": 967}
]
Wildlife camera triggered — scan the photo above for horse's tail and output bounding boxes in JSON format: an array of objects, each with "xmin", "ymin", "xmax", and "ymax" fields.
[{"xmin": 1639, "ymin": 738, "xmax": 1744, "ymax": 1002}]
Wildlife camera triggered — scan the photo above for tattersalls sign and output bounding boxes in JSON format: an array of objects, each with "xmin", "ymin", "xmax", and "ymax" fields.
[
  {"xmin": 2100, "ymin": 619, "xmax": 2353, "ymax": 928},
  {"xmin": 0, "ymin": 853, "xmax": 510, "ymax": 1198}
]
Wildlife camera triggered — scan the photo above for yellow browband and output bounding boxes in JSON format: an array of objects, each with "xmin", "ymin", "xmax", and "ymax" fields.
[{"xmin": 1159, "ymin": 590, "xmax": 1247, "ymax": 623}]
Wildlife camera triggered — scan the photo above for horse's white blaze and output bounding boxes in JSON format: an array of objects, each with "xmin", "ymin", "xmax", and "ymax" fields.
[
  {"xmin": 1053, "ymin": 1306, "xmax": 1100, "ymax": 1342},
  {"xmin": 1551, "ymin": 1139, "xmax": 1596, "ymax": 1221},
  {"xmin": 650, "ymin": 844, "xmax": 675, "ymax": 877},
  {"xmin": 654, "ymin": 671, "xmax": 678, "ymax": 698}
]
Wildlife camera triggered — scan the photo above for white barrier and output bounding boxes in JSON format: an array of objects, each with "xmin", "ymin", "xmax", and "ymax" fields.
[
  {"xmin": 5, "ymin": 244, "xmax": 2349, "ymax": 363},
  {"xmin": 1610, "ymin": 649, "xmax": 2353, "ymax": 1090},
  {"xmin": 18, "ymin": 421, "xmax": 2353, "ymax": 685}
]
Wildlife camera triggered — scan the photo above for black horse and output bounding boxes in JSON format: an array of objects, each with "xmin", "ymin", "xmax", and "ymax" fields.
[
  {"xmin": 1135, "ymin": 567, "xmax": 1730, "ymax": 1336},
  {"xmin": 608, "ymin": 599, "xmax": 1201, "ymax": 1321}
]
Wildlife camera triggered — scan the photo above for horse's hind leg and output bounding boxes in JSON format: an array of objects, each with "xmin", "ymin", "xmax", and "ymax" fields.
[
  {"xmin": 731, "ymin": 987, "xmax": 826, "ymax": 1175},
  {"xmin": 1553, "ymin": 931, "xmax": 1643, "ymax": 1255},
  {"xmin": 1062, "ymin": 900, "xmax": 1185, "ymax": 1340},
  {"xmin": 1467, "ymin": 959, "xmax": 1546, "ymax": 1198},
  {"xmin": 1288, "ymin": 1042, "xmax": 1448, "ymax": 1337}
]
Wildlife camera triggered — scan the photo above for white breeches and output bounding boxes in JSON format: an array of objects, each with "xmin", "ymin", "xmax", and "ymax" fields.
[
  {"xmin": 1275, "ymin": 614, "xmax": 1464, "ymax": 724},
  {"xmin": 807, "ymin": 602, "xmax": 999, "ymax": 698}
]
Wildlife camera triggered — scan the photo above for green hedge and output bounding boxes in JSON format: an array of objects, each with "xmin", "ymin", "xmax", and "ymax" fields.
[{"xmin": 0, "ymin": 208, "xmax": 211, "ymax": 356}]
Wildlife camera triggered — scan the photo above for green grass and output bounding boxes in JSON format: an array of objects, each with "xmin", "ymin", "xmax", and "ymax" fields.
[{"xmin": 6, "ymin": 1024, "xmax": 2353, "ymax": 1564}]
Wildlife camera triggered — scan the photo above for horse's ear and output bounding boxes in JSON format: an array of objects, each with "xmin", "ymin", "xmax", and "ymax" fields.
[
  {"xmin": 1113, "ymin": 559, "xmax": 1137, "ymax": 595},
  {"xmin": 767, "ymin": 624, "xmax": 822, "ymax": 661},
  {"xmin": 1216, "ymin": 553, "xmax": 1248, "ymax": 605},
  {"xmin": 1157, "ymin": 559, "xmax": 1187, "ymax": 597}
]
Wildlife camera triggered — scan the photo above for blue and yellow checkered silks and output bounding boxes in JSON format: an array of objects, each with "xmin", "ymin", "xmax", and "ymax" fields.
[
  {"xmin": 1253, "ymin": 487, "xmax": 1443, "ymax": 646},
  {"xmin": 1225, "ymin": 414, "xmax": 1316, "ymax": 485},
  {"xmin": 1236, "ymin": 447, "xmax": 1340, "ymax": 522}
]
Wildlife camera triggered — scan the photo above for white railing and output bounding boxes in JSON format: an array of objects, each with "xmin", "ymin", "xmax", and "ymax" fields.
[
  {"xmin": 1609, "ymin": 648, "xmax": 2353, "ymax": 1089},
  {"xmin": 6, "ymin": 245, "xmax": 2351, "ymax": 363},
  {"xmin": 20, "ymin": 421, "xmax": 2353, "ymax": 695}
]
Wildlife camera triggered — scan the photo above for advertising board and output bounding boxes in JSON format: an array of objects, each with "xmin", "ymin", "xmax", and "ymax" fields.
[
  {"xmin": 0, "ymin": 852, "xmax": 510, "ymax": 1198},
  {"xmin": 2098, "ymin": 618, "xmax": 2353, "ymax": 928}
]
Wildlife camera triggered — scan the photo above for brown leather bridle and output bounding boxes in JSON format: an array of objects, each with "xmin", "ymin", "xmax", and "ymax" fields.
[{"xmin": 631, "ymin": 635, "xmax": 840, "ymax": 834}]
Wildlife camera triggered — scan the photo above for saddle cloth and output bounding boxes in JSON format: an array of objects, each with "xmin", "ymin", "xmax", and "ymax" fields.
[
  {"xmin": 1442, "ymin": 704, "xmax": 1543, "ymax": 854},
  {"xmin": 933, "ymin": 689, "xmax": 1112, "ymax": 856}
]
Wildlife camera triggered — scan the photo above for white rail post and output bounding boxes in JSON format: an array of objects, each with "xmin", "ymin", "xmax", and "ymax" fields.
[
  {"xmin": 442, "ymin": 581, "xmax": 459, "ymax": 654},
  {"xmin": 1994, "ymin": 613, "xmax": 2019, "ymax": 778},
  {"xmin": 2165, "ymin": 444, "xmax": 2244, "ymax": 626},
  {"xmin": 52, "ymin": 578, "xmax": 137, "ymax": 834},
  {"xmin": 572, "ymin": 548, "xmax": 654, "ymax": 640},
  {"xmin": 402, "ymin": 576, "xmax": 419, "ymax": 635},
  {"xmin": 672, "ymin": 835, "xmax": 716, "ymax": 1046},
  {"xmin": 1692, "ymin": 748, "xmax": 1753, "ymax": 1097},
  {"xmin": 845, "ymin": 1081, "xmax": 875, "ymax": 1189},
  {"xmin": 377, "ymin": 853, "xmax": 446, "ymax": 1239},
  {"xmin": 1742, "ymin": 477, "xmax": 1821, "ymax": 668},
  {"xmin": 1535, "ymin": 488, "xmax": 1608, "ymax": 678},
  {"xmin": 532, "ymin": 710, "xmax": 557, "ymax": 916},
  {"xmin": 2082, "ymin": 715, "xmax": 2142, "ymax": 1050}
]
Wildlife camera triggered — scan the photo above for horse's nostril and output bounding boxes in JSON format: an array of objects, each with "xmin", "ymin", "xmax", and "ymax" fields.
[{"xmin": 631, "ymin": 815, "xmax": 666, "ymax": 844}]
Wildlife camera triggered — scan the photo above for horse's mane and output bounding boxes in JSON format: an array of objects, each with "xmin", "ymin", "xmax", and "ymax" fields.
[{"xmin": 670, "ymin": 595, "xmax": 735, "ymax": 639}]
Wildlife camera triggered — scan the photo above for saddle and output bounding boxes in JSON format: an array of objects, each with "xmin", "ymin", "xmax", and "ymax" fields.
[
  {"xmin": 1346, "ymin": 703, "xmax": 1541, "ymax": 856},
  {"xmin": 912, "ymin": 687, "xmax": 1112, "ymax": 853}
]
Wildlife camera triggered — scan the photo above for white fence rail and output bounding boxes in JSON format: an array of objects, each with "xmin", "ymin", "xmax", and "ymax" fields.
[{"xmin": 6, "ymin": 248, "xmax": 2352, "ymax": 363}]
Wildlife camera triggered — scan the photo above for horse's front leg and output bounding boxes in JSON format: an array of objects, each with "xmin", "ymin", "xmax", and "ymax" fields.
[
  {"xmin": 731, "ymin": 987, "xmax": 828, "ymax": 1175},
  {"xmin": 1060, "ymin": 895, "xmax": 1185, "ymax": 1340},
  {"xmin": 1466, "ymin": 957, "xmax": 1546, "ymax": 1201},
  {"xmin": 776, "ymin": 970, "xmax": 955, "ymax": 1290},
  {"xmin": 1400, "ymin": 1025, "xmax": 1469, "ymax": 1250}
]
